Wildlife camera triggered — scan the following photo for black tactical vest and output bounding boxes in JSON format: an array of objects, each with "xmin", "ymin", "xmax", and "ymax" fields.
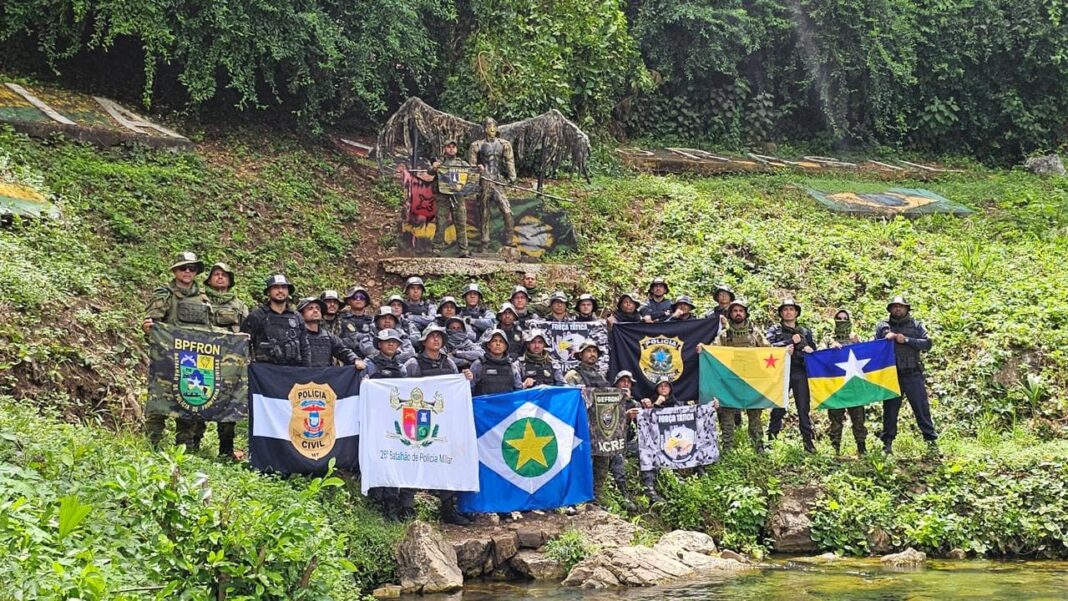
[
  {"xmin": 369, "ymin": 354, "xmax": 404, "ymax": 379},
  {"xmin": 416, "ymin": 353, "xmax": 453, "ymax": 377},
  {"xmin": 573, "ymin": 365, "xmax": 609, "ymax": 388},
  {"xmin": 306, "ymin": 330, "xmax": 335, "ymax": 368},
  {"xmin": 518, "ymin": 356, "xmax": 557, "ymax": 386},
  {"xmin": 407, "ymin": 299, "xmax": 432, "ymax": 317},
  {"xmin": 341, "ymin": 313, "xmax": 372, "ymax": 335},
  {"xmin": 883, "ymin": 318, "xmax": 925, "ymax": 371},
  {"xmin": 476, "ymin": 356, "xmax": 516, "ymax": 395},
  {"xmin": 500, "ymin": 326, "xmax": 525, "ymax": 357},
  {"xmin": 250, "ymin": 306, "xmax": 305, "ymax": 365}
]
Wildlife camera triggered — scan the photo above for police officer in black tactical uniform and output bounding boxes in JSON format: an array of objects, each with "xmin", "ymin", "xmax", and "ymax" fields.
[
  {"xmin": 362, "ymin": 327, "xmax": 413, "ymax": 520},
  {"xmin": 610, "ymin": 370, "xmax": 640, "ymax": 512},
  {"xmin": 242, "ymin": 274, "xmax": 309, "ymax": 366},
  {"xmin": 516, "ymin": 330, "xmax": 565, "ymax": 388},
  {"xmin": 469, "ymin": 329, "xmax": 522, "ymax": 395},
  {"xmin": 297, "ymin": 297, "xmax": 366, "ymax": 369},
  {"xmin": 875, "ymin": 295, "xmax": 938, "ymax": 456},
  {"xmin": 766, "ymin": 298, "xmax": 817, "ymax": 453},
  {"xmin": 640, "ymin": 277, "xmax": 673, "ymax": 323}
]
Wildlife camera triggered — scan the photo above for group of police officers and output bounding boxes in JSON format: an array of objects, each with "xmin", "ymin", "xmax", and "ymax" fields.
[{"xmin": 145, "ymin": 251, "xmax": 938, "ymax": 520}]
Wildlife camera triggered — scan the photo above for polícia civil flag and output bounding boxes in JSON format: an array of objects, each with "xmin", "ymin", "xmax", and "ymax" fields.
[
  {"xmin": 699, "ymin": 346, "xmax": 791, "ymax": 409},
  {"xmin": 458, "ymin": 386, "xmax": 593, "ymax": 513},
  {"xmin": 807, "ymin": 340, "xmax": 900, "ymax": 410}
]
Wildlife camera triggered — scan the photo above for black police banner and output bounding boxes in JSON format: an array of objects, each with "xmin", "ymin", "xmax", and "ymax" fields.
[
  {"xmin": 587, "ymin": 388, "xmax": 626, "ymax": 456},
  {"xmin": 637, "ymin": 404, "xmax": 719, "ymax": 471},
  {"xmin": 608, "ymin": 318, "xmax": 720, "ymax": 404},
  {"xmin": 248, "ymin": 364, "xmax": 361, "ymax": 475},
  {"xmin": 147, "ymin": 324, "xmax": 248, "ymax": 422}
]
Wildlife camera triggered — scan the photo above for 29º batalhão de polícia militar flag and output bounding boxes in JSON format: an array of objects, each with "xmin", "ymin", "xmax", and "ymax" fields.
[
  {"xmin": 806, "ymin": 339, "xmax": 901, "ymax": 410},
  {"xmin": 248, "ymin": 363, "xmax": 361, "ymax": 475},
  {"xmin": 699, "ymin": 345, "xmax": 791, "ymax": 409},
  {"xmin": 609, "ymin": 318, "xmax": 720, "ymax": 404}
]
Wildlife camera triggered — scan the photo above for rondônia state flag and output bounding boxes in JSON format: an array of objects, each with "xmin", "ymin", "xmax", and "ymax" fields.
[
  {"xmin": 698, "ymin": 345, "xmax": 791, "ymax": 410},
  {"xmin": 806, "ymin": 340, "xmax": 900, "ymax": 410}
]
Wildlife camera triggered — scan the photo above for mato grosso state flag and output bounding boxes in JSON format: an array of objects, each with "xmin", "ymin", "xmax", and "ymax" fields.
[
  {"xmin": 147, "ymin": 323, "xmax": 248, "ymax": 422},
  {"xmin": 248, "ymin": 364, "xmax": 360, "ymax": 475},
  {"xmin": 807, "ymin": 340, "xmax": 900, "ymax": 410},
  {"xmin": 359, "ymin": 375, "xmax": 479, "ymax": 495},
  {"xmin": 609, "ymin": 319, "xmax": 720, "ymax": 403},
  {"xmin": 699, "ymin": 345, "xmax": 791, "ymax": 409},
  {"xmin": 458, "ymin": 386, "xmax": 593, "ymax": 513}
]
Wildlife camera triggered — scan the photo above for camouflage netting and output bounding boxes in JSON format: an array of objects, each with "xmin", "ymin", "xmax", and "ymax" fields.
[{"xmin": 376, "ymin": 97, "xmax": 590, "ymax": 179}]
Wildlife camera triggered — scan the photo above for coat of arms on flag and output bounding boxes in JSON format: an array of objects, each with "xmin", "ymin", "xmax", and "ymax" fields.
[
  {"xmin": 588, "ymin": 388, "xmax": 626, "ymax": 456},
  {"xmin": 437, "ymin": 164, "xmax": 481, "ymax": 195},
  {"xmin": 807, "ymin": 340, "xmax": 901, "ymax": 410},
  {"xmin": 459, "ymin": 387, "xmax": 593, "ymax": 513},
  {"xmin": 639, "ymin": 336, "xmax": 684, "ymax": 382},
  {"xmin": 249, "ymin": 364, "xmax": 360, "ymax": 475},
  {"xmin": 609, "ymin": 319, "xmax": 720, "ymax": 404},
  {"xmin": 148, "ymin": 323, "xmax": 248, "ymax": 421},
  {"xmin": 637, "ymin": 404, "xmax": 719, "ymax": 471},
  {"xmin": 359, "ymin": 375, "xmax": 479, "ymax": 494},
  {"xmin": 699, "ymin": 345, "xmax": 791, "ymax": 409}
]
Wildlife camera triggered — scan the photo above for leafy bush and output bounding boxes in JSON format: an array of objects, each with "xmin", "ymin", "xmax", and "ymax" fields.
[{"xmin": 544, "ymin": 529, "xmax": 598, "ymax": 571}]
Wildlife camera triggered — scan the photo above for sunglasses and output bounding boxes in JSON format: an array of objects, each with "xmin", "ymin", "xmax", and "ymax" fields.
[{"xmin": 176, "ymin": 265, "xmax": 197, "ymax": 272}]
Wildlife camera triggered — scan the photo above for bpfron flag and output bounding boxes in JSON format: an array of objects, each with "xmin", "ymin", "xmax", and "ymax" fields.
[
  {"xmin": 358, "ymin": 375, "xmax": 479, "ymax": 494},
  {"xmin": 249, "ymin": 364, "xmax": 360, "ymax": 475}
]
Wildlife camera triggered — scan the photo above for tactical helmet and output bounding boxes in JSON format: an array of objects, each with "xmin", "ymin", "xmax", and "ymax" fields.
[
  {"xmin": 374, "ymin": 306, "xmax": 397, "ymax": 328},
  {"xmin": 462, "ymin": 283, "xmax": 484, "ymax": 300},
  {"xmin": 405, "ymin": 276, "xmax": 425, "ymax": 291},
  {"xmin": 510, "ymin": 285, "xmax": 530, "ymax": 301},
  {"xmin": 613, "ymin": 370, "xmax": 635, "ymax": 385},
  {"xmin": 204, "ymin": 262, "xmax": 235, "ymax": 289},
  {"xmin": 497, "ymin": 302, "xmax": 519, "ymax": 318},
  {"xmin": 577, "ymin": 339, "xmax": 601, "ymax": 356},
  {"xmin": 263, "ymin": 274, "xmax": 296, "ymax": 296},
  {"xmin": 421, "ymin": 324, "xmax": 447, "ymax": 343},
  {"xmin": 616, "ymin": 292, "xmax": 640, "ymax": 310},
  {"xmin": 344, "ymin": 286, "xmax": 369, "ymax": 301},
  {"xmin": 671, "ymin": 295, "xmax": 696, "ymax": 313},
  {"xmin": 647, "ymin": 277, "xmax": 670, "ymax": 296},
  {"xmin": 373, "ymin": 328, "xmax": 404, "ymax": 348},
  {"xmin": 777, "ymin": 298, "xmax": 802, "ymax": 317},
  {"xmin": 387, "ymin": 294, "xmax": 409, "ymax": 312},
  {"xmin": 170, "ymin": 251, "xmax": 204, "ymax": 274},
  {"xmin": 574, "ymin": 293, "xmax": 600, "ymax": 314},
  {"xmin": 436, "ymin": 296, "xmax": 460, "ymax": 312},
  {"xmin": 549, "ymin": 291, "xmax": 568, "ymax": 305},
  {"xmin": 713, "ymin": 284, "xmax": 736, "ymax": 302},
  {"xmin": 297, "ymin": 297, "xmax": 325, "ymax": 314},
  {"xmin": 523, "ymin": 329, "xmax": 549, "ymax": 346},
  {"xmin": 482, "ymin": 328, "xmax": 509, "ymax": 351},
  {"xmin": 319, "ymin": 289, "xmax": 342, "ymax": 303},
  {"xmin": 887, "ymin": 296, "xmax": 911, "ymax": 312}
]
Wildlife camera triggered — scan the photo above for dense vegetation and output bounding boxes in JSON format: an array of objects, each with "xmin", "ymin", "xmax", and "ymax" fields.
[{"xmin": 3, "ymin": 0, "xmax": 1066, "ymax": 158}]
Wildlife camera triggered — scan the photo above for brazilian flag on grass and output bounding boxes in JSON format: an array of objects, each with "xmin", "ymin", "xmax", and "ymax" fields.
[
  {"xmin": 807, "ymin": 340, "xmax": 900, "ymax": 410},
  {"xmin": 699, "ymin": 345, "xmax": 791, "ymax": 409}
]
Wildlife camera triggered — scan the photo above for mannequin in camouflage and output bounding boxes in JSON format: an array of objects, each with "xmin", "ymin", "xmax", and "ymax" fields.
[{"xmin": 468, "ymin": 117, "xmax": 516, "ymax": 252}]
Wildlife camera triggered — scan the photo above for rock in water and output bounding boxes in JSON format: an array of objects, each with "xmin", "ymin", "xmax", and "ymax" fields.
[
  {"xmin": 881, "ymin": 547, "xmax": 927, "ymax": 567},
  {"xmin": 562, "ymin": 546, "xmax": 694, "ymax": 588},
  {"xmin": 946, "ymin": 548, "xmax": 966, "ymax": 560},
  {"xmin": 395, "ymin": 521, "xmax": 464, "ymax": 593},
  {"xmin": 768, "ymin": 485, "xmax": 820, "ymax": 552},
  {"xmin": 510, "ymin": 550, "xmax": 567, "ymax": 580},
  {"xmin": 1024, "ymin": 154, "xmax": 1066, "ymax": 176},
  {"xmin": 653, "ymin": 530, "xmax": 718, "ymax": 556}
]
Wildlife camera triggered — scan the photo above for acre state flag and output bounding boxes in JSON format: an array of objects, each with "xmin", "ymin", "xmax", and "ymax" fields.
[
  {"xmin": 699, "ymin": 345, "xmax": 790, "ymax": 409},
  {"xmin": 807, "ymin": 340, "xmax": 900, "ymax": 410},
  {"xmin": 249, "ymin": 364, "xmax": 360, "ymax": 475}
]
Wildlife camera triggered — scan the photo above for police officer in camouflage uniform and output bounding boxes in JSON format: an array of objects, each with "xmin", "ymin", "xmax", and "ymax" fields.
[
  {"xmin": 340, "ymin": 286, "xmax": 374, "ymax": 349},
  {"xmin": 143, "ymin": 251, "xmax": 215, "ymax": 449},
  {"xmin": 521, "ymin": 271, "xmax": 552, "ymax": 316},
  {"xmin": 573, "ymin": 294, "xmax": 600, "ymax": 322},
  {"xmin": 544, "ymin": 291, "xmax": 572, "ymax": 322},
  {"xmin": 707, "ymin": 298, "xmax": 770, "ymax": 453},
  {"xmin": 666, "ymin": 296, "xmax": 698, "ymax": 321},
  {"xmin": 564, "ymin": 340, "xmax": 612, "ymax": 506},
  {"xmin": 826, "ymin": 309, "xmax": 868, "ymax": 456},
  {"xmin": 469, "ymin": 117, "xmax": 517, "ymax": 252},
  {"xmin": 297, "ymin": 298, "xmax": 366, "ymax": 368},
  {"xmin": 640, "ymin": 277, "xmax": 672, "ymax": 323},
  {"xmin": 459, "ymin": 283, "xmax": 496, "ymax": 336},
  {"xmin": 201, "ymin": 261, "xmax": 249, "ymax": 458},
  {"xmin": 766, "ymin": 298, "xmax": 818, "ymax": 453},
  {"xmin": 429, "ymin": 140, "xmax": 471, "ymax": 257},
  {"xmin": 402, "ymin": 277, "xmax": 436, "ymax": 330},
  {"xmin": 702, "ymin": 283, "xmax": 735, "ymax": 323},
  {"xmin": 318, "ymin": 290, "xmax": 345, "ymax": 338},
  {"xmin": 510, "ymin": 285, "xmax": 540, "ymax": 325},
  {"xmin": 361, "ymin": 307, "xmax": 417, "ymax": 362},
  {"xmin": 875, "ymin": 296, "xmax": 938, "ymax": 456},
  {"xmin": 610, "ymin": 371, "xmax": 640, "ymax": 511},
  {"xmin": 469, "ymin": 329, "xmax": 523, "ymax": 395},
  {"xmin": 484, "ymin": 303, "xmax": 525, "ymax": 358},
  {"xmin": 607, "ymin": 292, "xmax": 641, "ymax": 327},
  {"xmin": 242, "ymin": 274, "xmax": 309, "ymax": 366}
]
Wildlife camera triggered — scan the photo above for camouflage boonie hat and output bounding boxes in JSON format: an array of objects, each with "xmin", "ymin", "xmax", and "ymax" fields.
[
  {"xmin": 887, "ymin": 295, "xmax": 911, "ymax": 311},
  {"xmin": 613, "ymin": 370, "xmax": 635, "ymax": 385},
  {"xmin": 523, "ymin": 329, "xmax": 549, "ymax": 346},
  {"xmin": 405, "ymin": 276, "xmax": 425, "ymax": 291},
  {"xmin": 549, "ymin": 291, "xmax": 568, "ymax": 305},
  {"xmin": 671, "ymin": 295, "xmax": 696, "ymax": 312},
  {"xmin": 374, "ymin": 328, "xmax": 404, "ymax": 348},
  {"xmin": 510, "ymin": 285, "xmax": 530, "ymax": 301},
  {"xmin": 497, "ymin": 302, "xmax": 519, "ymax": 318},
  {"xmin": 647, "ymin": 277, "xmax": 669, "ymax": 295},
  {"xmin": 653, "ymin": 375, "xmax": 674, "ymax": 388},
  {"xmin": 777, "ymin": 298, "xmax": 802, "ymax": 317},
  {"xmin": 344, "ymin": 286, "xmax": 370, "ymax": 301},
  {"xmin": 482, "ymin": 328, "xmax": 509, "ymax": 350},
  {"xmin": 445, "ymin": 316, "xmax": 466, "ymax": 329},
  {"xmin": 421, "ymin": 324, "xmax": 447, "ymax": 343},
  {"xmin": 437, "ymin": 296, "xmax": 460, "ymax": 312},
  {"xmin": 616, "ymin": 292, "xmax": 640, "ymax": 310},
  {"xmin": 462, "ymin": 283, "xmax": 484, "ymax": 300},
  {"xmin": 263, "ymin": 274, "xmax": 295, "ymax": 296},
  {"xmin": 319, "ymin": 289, "xmax": 342, "ymax": 303},
  {"xmin": 374, "ymin": 306, "xmax": 397, "ymax": 327},
  {"xmin": 577, "ymin": 338, "xmax": 601, "ymax": 356},
  {"xmin": 386, "ymin": 294, "xmax": 409, "ymax": 312},
  {"xmin": 713, "ymin": 283, "xmax": 736, "ymax": 302},
  {"xmin": 727, "ymin": 298, "xmax": 750, "ymax": 315},
  {"xmin": 170, "ymin": 251, "xmax": 203, "ymax": 273},
  {"xmin": 574, "ymin": 293, "xmax": 600, "ymax": 314},
  {"xmin": 204, "ymin": 262, "xmax": 235, "ymax": 289}
]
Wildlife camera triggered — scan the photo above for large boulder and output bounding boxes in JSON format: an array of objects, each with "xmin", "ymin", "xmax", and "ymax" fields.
[
  {"xmin": 653, "ymin": 530, "xmax": 718, "ymax": 556},
  {"xmin": 395, "ymin": 521, "xmax": 464, "ymax": 593},
  {"xmin": 569, "ymin": 509, "xmax": 641, "ymax": 548},
  {"xmin": 452, "ymin": 537, "xmax": 494, "ymax": 578},
  {"xmin": 562, "ymin": 546, "xmax": 694, "ymax": 588},
  {"xmin": 509, "ymin": 550, "xmax": 567, "ymax": 581},
  {"xmin": 1024, "ymin": 154, "xmax": 1066, "ymax": 176},
  {"xmin": 768, "ymin": 485, "xmax": 820, "ymax": 553},
  {"xmin": 491, "ymin": 531, "xmax": 520, "ymax": 566},
  {"xmin": 881, "ymin": 547, "xmax": 927, "ymax": 567}
]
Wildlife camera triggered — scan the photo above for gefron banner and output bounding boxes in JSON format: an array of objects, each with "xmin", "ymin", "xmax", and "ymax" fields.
[
  {"xmin": 248, "ymin": 364, "xmax": 360, "ymax": 475},
  {"xmin": 358, "ymin": 375, "xmax": 479, "ymax": 494},
  {"xmin": 147, "ymin": 323, "xmax": 248, "ymax": 422},
  {"xmin": 608, "ymin": 319, "xmax": 720, "ymax": 404},
  {"xmin": 587, "ymin": 388, "xmax": 626, "ymax": 456}
]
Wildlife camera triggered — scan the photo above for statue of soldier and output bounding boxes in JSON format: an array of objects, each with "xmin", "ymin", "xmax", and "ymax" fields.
[
  {"xmin": 468, "ymin": 117, "xmax": 517, "ymax": 252},
  {"xmin": 241, "ymin": 275, "xmax": 309, "ymax": 366},
  {"xmin": 202, "ymin": 261, "xmax": 250, "ymax": 459},
  {"xmin": 428, "ymin": 140, "xmax": 471, "ymax": 257},
  {"xmin": 142, "ymin": 251, "xmax": 214, "ymax": 450}
]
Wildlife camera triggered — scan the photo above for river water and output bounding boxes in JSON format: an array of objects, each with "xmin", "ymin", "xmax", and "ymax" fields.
[{"xmin": 450, "ymin": 558, "xmax": 1068, "ymax": 600}]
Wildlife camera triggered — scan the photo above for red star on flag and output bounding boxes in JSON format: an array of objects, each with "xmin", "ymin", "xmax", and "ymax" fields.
[{"xmin": 764, "ymin": 354, "xmax": 779, "ymax": 368}]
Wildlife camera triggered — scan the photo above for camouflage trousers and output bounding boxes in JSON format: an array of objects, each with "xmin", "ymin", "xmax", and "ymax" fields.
[
  {"xmin": 432, "ymin": 194, "xmax": 469, "ymax": 253},
  {"xmin": 717, "ymin": 407, "xmax": 764, "ymax": 452},
  {"xmin": 593, "ymin": 455, "xmax": 610, "ymax": 503},
  {"xmin": 828, "ymin": 406, "xmax": 868, "ymax": 453},
  {"xmin": 145, "ymin": 415, "xmax": 237, "ymax": 455},
  {"xmin": 477, "ymin": 183, "xmax": 514, "ymax": 249}
]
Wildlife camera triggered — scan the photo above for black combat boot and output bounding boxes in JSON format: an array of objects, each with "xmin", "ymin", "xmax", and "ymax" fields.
[
  {"xmin": 856, "ymin": 438, "xmax": 867, "ymax": 457},
  {"xmin": 803, "ymin": 437, "xmax": 817, "ymax": 454}
]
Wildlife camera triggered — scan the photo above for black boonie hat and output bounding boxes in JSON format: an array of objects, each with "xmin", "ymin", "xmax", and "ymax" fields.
[{"xmin": 263, "ymin": 274, "xmax": 295, "ymax": 296}]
